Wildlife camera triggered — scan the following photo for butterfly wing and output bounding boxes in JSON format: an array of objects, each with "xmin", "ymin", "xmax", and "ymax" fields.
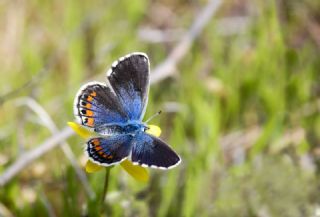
[
  {"xmin": 86, "ymin": 135, "xmax": 133, "ymax": 166},
  {"xmin": 107, "ymin": 52, "xmax": 149, "ymax": 121},
  {"xmin": 74, "ymin": 82, "xmax": 128, "ymax": 131},
  {"xmin": 130, "ymin": 132, "xmax": 181, "ymax": 169}
]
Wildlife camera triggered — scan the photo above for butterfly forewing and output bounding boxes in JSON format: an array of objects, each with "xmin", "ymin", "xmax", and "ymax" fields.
[
  {"xmin": 74, "ymin": 82, "xmax": 128, "ymax": 130},
  {"xmin": 107, "ymin": 53, "xmax": 150, "ymax": 121}
]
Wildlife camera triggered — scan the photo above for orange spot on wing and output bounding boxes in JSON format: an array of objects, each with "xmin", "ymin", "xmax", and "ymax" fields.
[
  {"xmin": 98, "ymin": 151, "xmax": 104, "ymax": 156},
  {"xmin": 90, "ymin": 91, "xmax": 97, "ymax": 97},
  {"xmin": 85, "ymin": 103, "xmax": 92, "ymax": 109},
  {"xmin": 86, "ymin": 110, "xmax": 94, "ymax": 116},
  {"xmin": 107, "ymin": 155, "xmax": 113, "ymax": 159},
  {"xmin": 95, "ymin": 146, "xmax": 102, "ymax": 151},
  {"xmin": 87, "ymin": 118, "xmax": 94, "ymax": 127},
  {"xmin": 92, "ymin": 139, "xmax": 100, "ymax": 146}
]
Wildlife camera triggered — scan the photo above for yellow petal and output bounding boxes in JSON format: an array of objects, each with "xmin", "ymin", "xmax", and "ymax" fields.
[
  {"xmin": 85, "ymin": 160, "xmax": 103, "ymax": 173},
  {"xmin": 67, "ymin": 122, "xmax": 96, "ymax": 139},
  {"xmin": 146, "ymin": 125, "xmax": 161, "ymax": 137},
  {"xmin": 120, "ymin": 160, "xmax": 149, "ymax": 182}
]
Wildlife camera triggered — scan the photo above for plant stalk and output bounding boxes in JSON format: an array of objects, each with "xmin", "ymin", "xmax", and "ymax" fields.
[{"xmin": 100, "ymin": 167, "xmax": 111, "ymax": 213}]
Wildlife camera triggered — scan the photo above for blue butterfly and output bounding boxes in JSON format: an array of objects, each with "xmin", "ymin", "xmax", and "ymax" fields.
[{"xmin": 74, "ymin": 52, "xmax": 181, "ymax": 169}]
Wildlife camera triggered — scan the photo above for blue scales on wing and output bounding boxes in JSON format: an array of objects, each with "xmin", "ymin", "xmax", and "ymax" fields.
[
  {"xmin": 131, "ymin": 132, "xmax": 181, "ymax": 169},
  {"xmin": 86, "ymin": 135, "xmax": 133, "ymax": 166},
  {"xmin": 107, "ymin": 53, "xmax": 149, "ymax": 121}
]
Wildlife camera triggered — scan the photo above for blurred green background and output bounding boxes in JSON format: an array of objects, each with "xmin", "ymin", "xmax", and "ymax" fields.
[{"xmin": 0, "ymin": 0, "xmax": 320, "ymax": 216}]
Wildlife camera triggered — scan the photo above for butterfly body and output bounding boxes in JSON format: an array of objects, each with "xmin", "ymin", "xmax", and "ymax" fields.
[
  {"xmin": 74, "ymin": 52, "xmax": 181, "ymax": 169},
  {"xmin": 95, "ymin": 121, "xmax": 147, "ymax": 136}
]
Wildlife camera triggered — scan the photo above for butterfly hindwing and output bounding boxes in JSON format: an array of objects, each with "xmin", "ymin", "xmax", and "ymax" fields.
[
  {"xmin": 74, "ymin": 82, "xmax": 128, "ymax": 130},
  {"xmin": 107, "ymin": 53, "xmax": 149, "ymax": 121},
  {"xmin": 131, "ymin": 132, "xmax": 181, "ymax": 169},
  {"xmin": 86, "ymin": 135, "xmax": 133, "ymax": 166}
]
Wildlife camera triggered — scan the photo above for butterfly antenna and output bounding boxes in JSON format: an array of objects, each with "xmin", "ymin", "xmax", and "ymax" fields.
[{"xmin": 145, "ymin": 110, "xmax": 162, "ymax": 123}]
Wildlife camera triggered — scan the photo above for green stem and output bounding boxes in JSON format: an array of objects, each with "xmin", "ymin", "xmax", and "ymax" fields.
[{"xmin": 100, "ymin": 167, "xmax": 111, "ymax": 213}]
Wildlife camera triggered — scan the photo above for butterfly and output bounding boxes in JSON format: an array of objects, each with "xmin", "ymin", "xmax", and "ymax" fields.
[{"xmin": 74, "ymin": 52, "xmax": 181, "ymax": 169}]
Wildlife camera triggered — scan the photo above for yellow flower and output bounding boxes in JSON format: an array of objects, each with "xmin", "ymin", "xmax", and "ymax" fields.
[{"xmin": 68, "ymin": 122, "xmax": 162, "ymax": 182}]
